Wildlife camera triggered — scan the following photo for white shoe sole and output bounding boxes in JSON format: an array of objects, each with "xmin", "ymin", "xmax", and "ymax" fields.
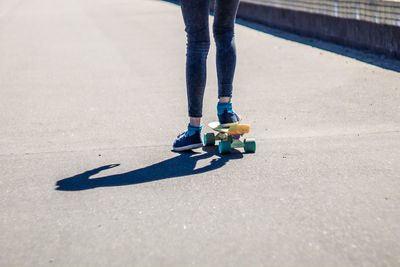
[{"xmin": 173, "ymin": 143, "xmax": 203, "ymax": 152}]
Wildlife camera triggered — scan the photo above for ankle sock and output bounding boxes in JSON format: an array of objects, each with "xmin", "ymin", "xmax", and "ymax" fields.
[
  {"xmin": 217, "ymin": 102, "xmax": 233, "ymax": 115},
  {"xmin": 186, "ymin": 123, "xmax": 202, "ymax": 136}
]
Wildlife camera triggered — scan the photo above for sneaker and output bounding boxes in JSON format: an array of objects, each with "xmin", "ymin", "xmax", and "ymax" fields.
[
  {"xmin": 173, "ymin": 127, "xmax": 203, "ymax": 152},
  {"xmin": 218, "ymin": 109, "xmax": 241, "ymax": 127}
]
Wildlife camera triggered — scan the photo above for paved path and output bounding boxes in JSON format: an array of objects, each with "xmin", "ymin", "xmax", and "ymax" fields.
[{"xmin": 1, "ymin": 0, "xmax": 400, "ymax": 266}]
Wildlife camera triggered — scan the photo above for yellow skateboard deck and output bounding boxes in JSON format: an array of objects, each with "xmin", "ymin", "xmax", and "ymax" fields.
[{"xmin": 208, "ymin": 122, "xmax": 250, "ymax": 135}]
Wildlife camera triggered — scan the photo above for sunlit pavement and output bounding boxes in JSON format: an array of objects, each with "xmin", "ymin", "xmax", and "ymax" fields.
[{"xmin": 1, "ymin": 0, "xmax": 399, "ymax": 266}]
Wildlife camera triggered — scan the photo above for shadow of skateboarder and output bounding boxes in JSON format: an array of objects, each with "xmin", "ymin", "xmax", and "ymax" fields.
[{"xmin": 55, "ymin": 146, "xmax": 243, "ymax": 191}]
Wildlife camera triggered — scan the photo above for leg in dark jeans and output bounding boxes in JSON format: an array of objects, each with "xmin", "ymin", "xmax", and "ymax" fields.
[
  {"xmin": 180, "ymin": 0, "xmax": 211, "ymax": 118},
  {"xmin": 214, "ymin": 0, "xmax": 240, "ymax": 99}
]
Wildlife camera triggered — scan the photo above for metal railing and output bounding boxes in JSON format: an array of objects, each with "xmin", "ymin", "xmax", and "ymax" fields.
[{"xmin": 246, "ymin": 0, "xmax": 400, "ymax": 26}]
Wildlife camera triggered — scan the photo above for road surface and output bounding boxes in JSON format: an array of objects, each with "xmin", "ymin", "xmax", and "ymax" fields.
[{"xmin": 1, "ymin": 0, "xmax": 400, "ymax": 266}]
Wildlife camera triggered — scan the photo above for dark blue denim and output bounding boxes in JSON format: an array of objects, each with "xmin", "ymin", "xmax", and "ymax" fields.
[{"xmin": 180, "ymin": 0, "xmax": 240, "ymax": 118}]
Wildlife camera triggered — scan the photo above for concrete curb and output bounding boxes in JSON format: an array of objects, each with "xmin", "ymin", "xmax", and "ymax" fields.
[{"xmin": 232, "ymin": 0, "xmax": 400, "ymax": 59}]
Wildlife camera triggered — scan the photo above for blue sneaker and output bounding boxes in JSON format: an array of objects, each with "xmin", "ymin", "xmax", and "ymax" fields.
[
  {"xmin": 173, "ymin": 125, "xmax": 203, "ymax": 151},
  {"xmin": 217, "ymin": 102, "xmax": 241, "ymax": 127}
]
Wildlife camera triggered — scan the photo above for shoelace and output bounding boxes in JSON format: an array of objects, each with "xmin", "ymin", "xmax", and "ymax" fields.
[{"xmin": 177, "ymin": 131, "xmax": 187, "ymax": 138}]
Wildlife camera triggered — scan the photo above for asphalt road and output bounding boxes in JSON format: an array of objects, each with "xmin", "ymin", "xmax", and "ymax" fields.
[{"xmin": 1, "ymin": 0, "xmax": 400, "ymax": 266}]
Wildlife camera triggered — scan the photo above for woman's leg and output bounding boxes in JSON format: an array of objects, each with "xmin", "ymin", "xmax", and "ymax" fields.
[
  {"xmin": 213, "ymin": 0, "xmax": 240, "ymax": 101},
  {"xmin": 173, "ymin": 0, "xmax": 210, "ymax": 151},
  {"xmin": 180, "ymin": 0, "xmax": 211, "ymax": 123}
]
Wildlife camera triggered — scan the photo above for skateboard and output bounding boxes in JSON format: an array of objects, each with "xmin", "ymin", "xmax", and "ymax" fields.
[{"xmin": 204, "ymin": 122, "xmax": 256, "ymax": 154}]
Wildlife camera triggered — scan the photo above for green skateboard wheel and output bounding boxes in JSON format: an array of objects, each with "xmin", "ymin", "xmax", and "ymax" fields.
[
  {"xmin": 244, "ymin": 138, "xmax": 256, "ymax": 153},
  {"xmin": 219, "ymin": 140, "xmax": 231, "ymax": 154},
  {"xmin": 204, "ymin": 133, "xmax": 215, "ymax": 146}
]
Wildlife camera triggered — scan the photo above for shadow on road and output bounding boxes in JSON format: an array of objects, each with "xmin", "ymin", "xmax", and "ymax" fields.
[{"xmin": 55, "ymin": 146, "xmax": 243, "ymax": 191}]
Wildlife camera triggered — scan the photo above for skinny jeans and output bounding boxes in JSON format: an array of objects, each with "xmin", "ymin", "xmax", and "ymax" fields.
[{"xmin": 180, "ymin": 0, "xmax": 240, "ymax": 118}]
